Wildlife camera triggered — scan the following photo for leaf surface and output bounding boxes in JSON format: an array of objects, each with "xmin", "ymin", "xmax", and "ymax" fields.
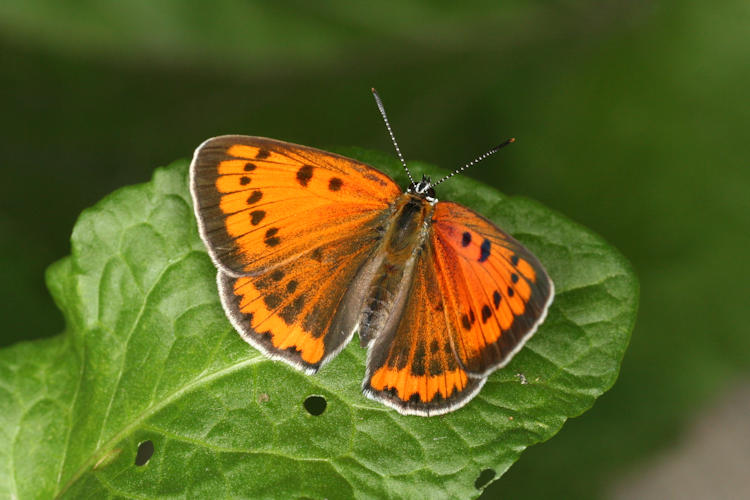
[{"xmin": 0, "ymin": 151, "xmax": 637, "ymax": 499}]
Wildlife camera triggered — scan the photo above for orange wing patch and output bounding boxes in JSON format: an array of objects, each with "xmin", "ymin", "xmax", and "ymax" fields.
[
  {"xmin": 431, "ymin": 202, "xmax": 554, "ymax": 377},
  {"xmin": 368, "ymin": 365, "xmax": 473, "ymax": 406},
  {"xmin": 363, "ymin": 244, "xmax": 485, "ymax": 415},
  {"xmin": 191, "ymin": 135, "xmax": 401, "ymax": 276}
]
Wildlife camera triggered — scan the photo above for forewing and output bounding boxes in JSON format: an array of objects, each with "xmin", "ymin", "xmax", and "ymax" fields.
[
  {"xmin": 362, "ymin": 244, "xmax": 485, "ymax": 416},
  {"xmin": 431, "ymin": 201, "xmax": 554, "ymax": 377},
  {"xmin": 190, "ymin": 135, "xmax": 401, "ymax": 276}
]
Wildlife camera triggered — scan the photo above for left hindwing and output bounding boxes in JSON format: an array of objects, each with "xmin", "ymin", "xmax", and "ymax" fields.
[{"xmin": 430, "ymin": 201, "xmax": 554, "ymax": 377}]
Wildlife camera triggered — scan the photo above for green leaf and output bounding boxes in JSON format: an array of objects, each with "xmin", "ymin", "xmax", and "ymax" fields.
[{"xmin": 0, "ymin": 150, "xmax": 637, "ymax": 499}]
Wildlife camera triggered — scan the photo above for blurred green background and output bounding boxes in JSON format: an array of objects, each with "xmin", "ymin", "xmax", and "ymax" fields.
[{"xmin": 1, "ymin": 1, "xmax": 748, "ymax": 498}]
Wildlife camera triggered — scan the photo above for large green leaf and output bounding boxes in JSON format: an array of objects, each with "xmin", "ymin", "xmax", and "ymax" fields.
[{"xmin": 0, "ymin": 150, "xmax": 637, "ymax": 499}]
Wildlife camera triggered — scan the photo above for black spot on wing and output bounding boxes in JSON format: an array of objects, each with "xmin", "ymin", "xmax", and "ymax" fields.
[
  {"xmin": 286, "ymin": 280, "xmax": 298, "ymax": 293},
  {"xmin": 462, "ymin": 232, "xmax": 472, "ymax": 247},
  {"xmin": 279, "ymin": 295, "xmax": 305, "ymax": 325},
  {"xmin": 412, "ymin": 344, "xmax": 426, "ymax": 376},
  {"xmin": 394, "ymin": 346, "xmax": 410, "ymax": 370},
  {"xmin": 511, "ymin": 254, "xmax": 519, "ymax": 266},
  {"xmin": 253, "ymin": 275, "xmax": 271, "ymax": 290},
  {"xmin": 247, "ymin": 190, "xmax": 263, "ymax": 204},
  {"xmin": 258, "ymin": 330, "xmax": 272, "ymax": 343},
  {"xmin": 430, "ymin": 340, "xmax": 440, "ymax": 354},
  {"xmin": 244, "ymin": 162, "xmax": 257, "ymax": 171},
  {"xmin": 284, "ymin": 345, "xmax": 302, "ymax": 355},
  {"xmin": 493, "ymin": 290, "xmax": 502, "ymax": 309},
  {"xmin": 240, "ymin": 176, "xmax": 251, "ymax": 186},
  {"xmin": 255, "ymin": 149, "xmax": 270, "ymax": 159},
  {"xmin": 271, "ymin": 269, "xmax": 284, "ymax": 281},
  {"xmin": 265, "ymin": 227, "xmax": 280, "ymax": 247},
  {"xmin": 328, "ymin": 177, "xmax": 343, "ymax": 191},
  {"xmin": 481, "ymin": 305, "xmax": 492, "ymax": 323},
  {"xmin": 446, "ymin": 355, "xmax": 457, "ymax": 370},
  {"xmin": 296, "ymin": 165, "xmax": 314, "ymax": 186},
  {"xmin": 263, "ymin": 294, "xmax": 282, "ymax": 309},
  {"xmin": 250, "ymin": 210, "xmax": 265, "ymax": 225},
  {"xmin": 382, "ymin": 386, "xmax": 399, "ymax": 398},
  {"xmin": 429, "ymin": 359, "xmax": 443, "ymax": 375},
  {"xmin": 479, "ymin": 239, "xmax": 491, "ymax": 262},
  {"xmin": 511, "ymin": 273, "xmax": 519, "ymax": 283},
  {"xmin": 430, "ymin": 392, "xmax": 445, "ymax": 403},
  {"xmin": 507, "ymin": 286, "xmax": 515, "ymax": 297},
  {"xmin": 461, "ymin": 314, "xmax": 472, "ymax": 330}
]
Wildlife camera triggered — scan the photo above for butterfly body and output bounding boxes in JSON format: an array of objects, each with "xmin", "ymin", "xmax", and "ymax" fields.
[
  {"xmin": 191, "ymin": 135, "xmax": 554, "ymax": 416},
  {"xmin": 357, "ymin": 192, "xmax": 434, "ymax": 347}
]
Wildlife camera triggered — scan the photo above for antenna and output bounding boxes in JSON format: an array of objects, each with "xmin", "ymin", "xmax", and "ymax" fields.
[
  {"xmin": 371, "ymin": 88, "xmax": 415, "ymax": 185},
  {"xmin": 431, "ymin": 138, "xmax": 515, "ymax": 187}
]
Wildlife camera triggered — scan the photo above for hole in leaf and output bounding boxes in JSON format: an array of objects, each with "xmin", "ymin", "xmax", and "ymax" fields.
[
  {"xmin": 474, "ymin": 468, "xmax": 496, "ymax": 489},
  {"xmin": 135, "ymin": 440, "xmax": 154, "ymax": 466},
  {"xmin": 304, "ymin": 395, "xmax": 327, "ymax": 415}
]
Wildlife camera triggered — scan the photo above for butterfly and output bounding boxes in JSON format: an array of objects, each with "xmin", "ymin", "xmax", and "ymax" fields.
[{"xmin": 189, "ymin": 90, "xmax": 554, "ymax": 416}]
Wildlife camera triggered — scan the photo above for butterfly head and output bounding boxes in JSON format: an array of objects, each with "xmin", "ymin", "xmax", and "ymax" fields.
[{"xmin": 408, "ymin": 174, "xmax": 437, "ymax": 203}]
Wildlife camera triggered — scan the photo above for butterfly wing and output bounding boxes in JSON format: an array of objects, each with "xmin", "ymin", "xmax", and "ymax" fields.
[
  {"xmin": 191, "ymin": 136, "xmax": 402, "ymax": 372},
  {"xmin": 362, "ymin": 243, "xmax": 486, "ymax": 416},
  {"xmin": 363, "ymin": 201, "xmax": 553, "ymax": 414},
  {"xmin": 190, "ymin": 135, "xmax": 401, "ymax": 276},
  {"xmin": 217, "ymin": 237, "xmax": 376, "ymax": 373},
  {"xmin": 430, "ymin": 201, "xmax": 554, "ymax": 377}
]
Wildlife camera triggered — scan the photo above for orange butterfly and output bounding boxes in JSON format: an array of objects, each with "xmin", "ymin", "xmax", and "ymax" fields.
[{"xmin": 190, "ymin": 90, "xmax": 554, "ymax": 416}]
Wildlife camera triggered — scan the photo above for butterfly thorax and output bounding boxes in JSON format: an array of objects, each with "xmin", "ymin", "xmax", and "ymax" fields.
[{"xmin": 357, "ymin": 193, "xmax": 434, "ymax": 346}]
